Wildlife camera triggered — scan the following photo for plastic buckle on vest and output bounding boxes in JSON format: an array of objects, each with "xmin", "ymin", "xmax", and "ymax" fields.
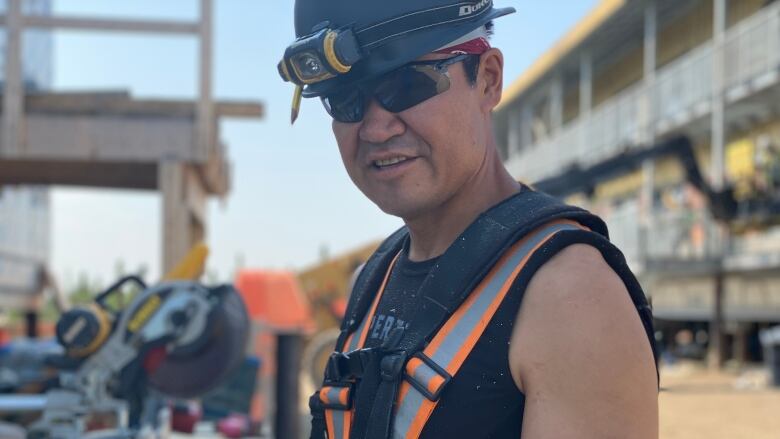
[
  {"xmin": 379, "ymin": 326, "xmax": 408, "ymax": 382},
  {"xmin": 310, "ymin": 390, "xmax": 327, "ymax": 417},
  {"xmin": 380, "ymin": 351, "xmax": 407, "ymax": 382},
  {"xmin": 404, "ymin": 352, "xmax": 452, "ymax": 401},
  {"xmin": 326, "ymin": 347, "xmax": 381, "ymax": 382}
]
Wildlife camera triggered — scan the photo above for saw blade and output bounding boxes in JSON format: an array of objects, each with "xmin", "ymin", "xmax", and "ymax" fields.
[{"xmin": 147, "ymin": 285, "xmax": 249, "ymax": 399}]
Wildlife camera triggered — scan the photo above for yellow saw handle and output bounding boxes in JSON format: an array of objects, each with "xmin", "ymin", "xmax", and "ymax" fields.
[{"xmin": 163, "ymin": 242, "xmax": 209, "ymax": 281}]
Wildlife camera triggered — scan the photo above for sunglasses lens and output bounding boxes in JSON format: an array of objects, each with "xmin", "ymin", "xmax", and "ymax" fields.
[
  {"xmin": 322, "ymin": 87, "xmax": 366, "ymax": 123},
  {"xmin": 375, "ymin": 65, "xmax": 450, "ymax": 113},
  {"xmin": 321, "ymin": 57, "xmax": 461, "ymax": 123}
]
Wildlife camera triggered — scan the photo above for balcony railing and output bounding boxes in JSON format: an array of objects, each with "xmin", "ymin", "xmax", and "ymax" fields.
[
  {"xmin": 602, "ymin": 206, "xmax": 726, "ymax": 273},
  {"xmin": 724, "ymin": 4, "xmax": 780, "ymax": 91},
  {"xmin": 505, "ymin": 2, "xmax": 780, "ymax": 181},
  {"xmin": 603, "ymin": 202, "xmax": 780, "ymax": 274}
]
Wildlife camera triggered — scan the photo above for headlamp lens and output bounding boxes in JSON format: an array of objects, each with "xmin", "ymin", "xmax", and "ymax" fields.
[{"xmin": 291, "ymin": 51, "xmax": 328, "ymax": 81}]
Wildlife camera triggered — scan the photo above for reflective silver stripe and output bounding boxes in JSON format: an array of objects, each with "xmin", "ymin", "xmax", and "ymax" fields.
[
  {"xmin": 325, "ymin": 387, "xmax": 344, "ymax": 405},
  {"xmin": 409, "ymin": 361, "xmax": 442, "ymax": 394},
  {"xmin": 393, "ymin": 222, "xmax": 580, "ymax": 438},
  {"xmin": 393, "ymin": 386, "xmax": 426, "ymax": 439},
  {"xmin": 346, "ymin": 253, "xmax": 400, "ymax": 352},
  {"xmin": 347, "ymin": 317, "xmax": 367, "ymax": 352},
  {"xmin": 430, "ymin": 222, "xmax": 579, "ymax": 367},
  {"xmin": 331, "ymin": 407, "xmax": 345, "ymax": 439},
  {"xmin": 323, "ymin": 387, "xmax": 347, "ymax": 439}
]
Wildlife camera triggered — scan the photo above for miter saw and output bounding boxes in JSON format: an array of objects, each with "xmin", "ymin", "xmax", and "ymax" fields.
[{"xmin": 0, "ymin": 245, "xmax": 250, "ymax": 439}]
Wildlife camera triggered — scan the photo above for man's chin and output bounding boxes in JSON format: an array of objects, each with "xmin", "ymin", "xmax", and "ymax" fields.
[{"xmin": 372, "ymin": 197, "xmax": 426, "ymax": 221}]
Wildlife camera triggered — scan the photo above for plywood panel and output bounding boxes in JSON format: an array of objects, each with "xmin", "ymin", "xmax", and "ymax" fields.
[{"xmin": 21, "ymin": 115, "xmax": 194, "ymax": 162}]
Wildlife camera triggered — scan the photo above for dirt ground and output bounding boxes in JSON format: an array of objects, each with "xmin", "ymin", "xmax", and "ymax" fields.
[{"xmin": 659, "ymin": 362, "xmax": 780, "ymax": 439}]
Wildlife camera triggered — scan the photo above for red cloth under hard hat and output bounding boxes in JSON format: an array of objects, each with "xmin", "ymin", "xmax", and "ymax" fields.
[
  {"xmin": 434, "ymin": 37, "xmax": 491, "ymax": 55},
  {"xmin": 434, "ymin": 26, "xmax": 492, "ymax": 55}
]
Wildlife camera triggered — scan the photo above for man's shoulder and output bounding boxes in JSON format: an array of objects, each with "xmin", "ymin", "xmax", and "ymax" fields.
[
  {"xmin": 508, "ymin": 243, "xmax": 656, "ymax": 393},
  {"xmin": 508, "ymin": 242, "xmax": 659, "ymax": 437}
]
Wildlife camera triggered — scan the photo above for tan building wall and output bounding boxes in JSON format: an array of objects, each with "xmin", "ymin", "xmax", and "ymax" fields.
[
  {"xmin": 658, "ymin": 0, "xmax": 714, "ymax": 68},
  {"xmin": 563, "ymin": 86, "xmax": 580, "ymax": 124},
  {"xmin": 728, "ymin": 0, "xmax": 767, "ymax": 27},
  {"xmin": 587, "ymin": 0, "xmax": 769, "ymax": 109},
  {"xmin": 593, "ymin": 46, "xmax": 644, "ymax": 107}
]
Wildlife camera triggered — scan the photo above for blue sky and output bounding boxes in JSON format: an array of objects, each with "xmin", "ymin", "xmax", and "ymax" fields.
[{"xmin": 49, "ymin": 0, "xmax": 598, "ymax": 287}]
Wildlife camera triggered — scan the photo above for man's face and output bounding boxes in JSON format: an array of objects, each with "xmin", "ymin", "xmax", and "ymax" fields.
[{"xmin": 331, "ymin": 54, "xmax": 491, "ymax": 220}]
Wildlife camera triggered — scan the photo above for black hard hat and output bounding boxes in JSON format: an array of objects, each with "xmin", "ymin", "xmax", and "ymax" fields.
[{"xmin": 292, "ymin": 0, "xmax": 516, "ymax": 97}]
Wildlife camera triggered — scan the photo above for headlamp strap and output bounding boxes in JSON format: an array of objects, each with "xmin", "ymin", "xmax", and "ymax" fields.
[{"xmin": 356, "ymin": 0, "xmax": 494, "ymax": 50}]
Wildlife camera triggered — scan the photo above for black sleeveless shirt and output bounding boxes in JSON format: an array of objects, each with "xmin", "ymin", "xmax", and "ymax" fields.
[
  {"xmin": 363, "ymin": 243, "xmax": 526, "ymax": 438},
  {"xmin": 337, "ymin": 188, "xmax": 658, "ymax": 439}
]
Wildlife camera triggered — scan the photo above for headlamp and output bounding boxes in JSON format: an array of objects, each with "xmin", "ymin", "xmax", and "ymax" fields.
[
  {"xmin": 278, "ymin": 27, "xmax": 362, "ymax": 86},
  {"xmin": 280, "ymin": 0, "xmax": 514, "ymax": 124}
]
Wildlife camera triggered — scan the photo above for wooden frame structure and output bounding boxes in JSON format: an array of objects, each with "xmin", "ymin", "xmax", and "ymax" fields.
[{"xmin": 0, "ymin": 0, "xmax": 263, "ymax": 309}]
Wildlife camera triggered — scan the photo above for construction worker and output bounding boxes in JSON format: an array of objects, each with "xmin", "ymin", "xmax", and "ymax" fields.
[{"xmin": 278, "ymin": 1, "xmax": 659, "ymax": 438}]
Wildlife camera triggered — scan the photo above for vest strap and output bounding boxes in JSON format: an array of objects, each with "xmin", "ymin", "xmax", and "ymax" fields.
[
  {"xmin": 391, "ymin": 220, "xmax": 587, "ymax": 439},
  {"xmin": 318, "ymin": 384, "xmax": 355, "ymax": 439},
  {"xmin": 309, "ymin": 391, "xmax": 328, "ymax": 439}
]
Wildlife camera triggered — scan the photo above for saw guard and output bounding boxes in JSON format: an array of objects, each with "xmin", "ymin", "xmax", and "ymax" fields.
[{"xmin": 147, "ymin": 285, "xmax": 249, "ymax": 399}]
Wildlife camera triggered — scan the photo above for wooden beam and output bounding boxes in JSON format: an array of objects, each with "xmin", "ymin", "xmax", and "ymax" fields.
[
  {"xmin": 17, "ymin": 15, "xmax": 199, "ymax": 35},
  {"xmin": 21, "ymin": 93, "xmax": 264, "ymax": 119},
  {"xmin": 23, "ymin": 113, "xmax": 193, "ymax": 162},
  {"xmin": 0, "ymin": 159, "xmax": 157, "ymax": 189},
  {"xmin": 216, "ymin": 102, "xmax": 265, "ymax": 118}
]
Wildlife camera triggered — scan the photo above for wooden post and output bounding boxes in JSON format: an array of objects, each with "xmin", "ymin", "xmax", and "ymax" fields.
[
  {"xmin": 707, "ymin": 0, "xmax": 728, "ymax": 371},
  {"xmin": 197, "ymin": 0, "xmax": 214, "ymax": 162},
  {"xmin": 160, "ymin": 162, "xmax": 207, "ymax": 274},
  {"xmin": 578, "ymin": 51, "xmax": 592, "ymax": 163},
  {"xmin": 709, "ymin": 268, "xmax": 725, "ymax": 369},
  {"xmin": 640, "ymin": 0, "xmax": 657, "ymax": 252},
  {"xmin": 711, "ymin": 0, "xmax": 727, "ymax": 190},
  {"xmin": 549, "ymin": 72, "xmax": 563, "ymax": 134},
  {"xmin": 733, "ymin": 323, "xmax": 747, "ymax": 366},
  {"xmin": 3, "ymin": 0, "xmax": 24, "ymax": 157}
]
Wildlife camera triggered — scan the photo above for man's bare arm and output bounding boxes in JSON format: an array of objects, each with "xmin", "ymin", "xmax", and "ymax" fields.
[{"xmin": 508, "ymin": 244, "xmax": 658, "ymax": 439}]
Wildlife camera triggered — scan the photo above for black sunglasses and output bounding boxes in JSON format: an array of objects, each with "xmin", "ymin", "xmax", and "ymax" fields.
[{"xmin": 321, "ymin": 54, "xmax": 475, "ymax": 123}]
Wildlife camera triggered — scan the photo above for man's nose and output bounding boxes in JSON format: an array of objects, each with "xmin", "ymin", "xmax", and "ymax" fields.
[{"xmin": 358, "ymin": 98, "xmax": 405, "ymax": 144}]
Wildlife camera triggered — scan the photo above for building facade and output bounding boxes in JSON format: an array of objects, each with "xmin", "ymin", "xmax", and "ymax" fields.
[
  {"xmin": 495, "ymin": 0, "xmax": 780, "ymax": 363},
  {"xmin": 0, "ymin": 0, "xmax": 52, "ymax": 308}
]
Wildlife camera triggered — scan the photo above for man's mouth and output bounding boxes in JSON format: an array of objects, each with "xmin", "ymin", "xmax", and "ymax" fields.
[{"xmin": 373, "ymin": 156, "xmax": 412, "ymax": 169}]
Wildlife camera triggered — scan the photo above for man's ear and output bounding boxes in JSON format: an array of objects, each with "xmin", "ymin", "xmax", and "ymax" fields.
[{"xmin": 479, "ymin": 48, "xmax": 504, "ymax": 113}]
